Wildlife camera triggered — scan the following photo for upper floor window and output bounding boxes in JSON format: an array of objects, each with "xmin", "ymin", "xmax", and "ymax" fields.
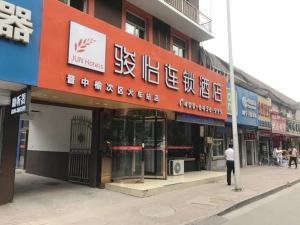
[
  {"xmin": 125, "ymin": 12, "xmax": 145, "ymax": 39},
  {"xmin": 172, "ymin": 36, "xmax": 186, "ymax": 58},
  {"xmin": 153, "ymin": 17, "xmax": 170, "ymax": 50},
  {"xmin": 59, "ymin": 0, "xmax": 87, "ymax": 12}
]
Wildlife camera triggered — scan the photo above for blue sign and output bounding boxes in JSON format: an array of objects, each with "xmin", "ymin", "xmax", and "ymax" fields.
[
  {"xmin": 236, "ymin": 86, "xmax": 258, "ymax": 126},
  {"xmin": 227, "ymin": 85, "xmax": 258, "ymax": 127},
  {"xmin": 0, "ymin": 0, "xmax": 42, "ymax": 85}
]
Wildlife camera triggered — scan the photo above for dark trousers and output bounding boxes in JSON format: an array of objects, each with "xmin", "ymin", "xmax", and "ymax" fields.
[
  {"xmin": 226, "ymin": 160, "xmax": 235, "ymax": 185},
  {"xmin": 289, "ymin": 157, "xmax": 297, "ymax": 168}
]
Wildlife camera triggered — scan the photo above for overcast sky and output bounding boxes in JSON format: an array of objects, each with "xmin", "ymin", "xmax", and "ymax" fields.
[{"xmin": 199, "ymin": 0, "xmax": 300, "ymax": 102}]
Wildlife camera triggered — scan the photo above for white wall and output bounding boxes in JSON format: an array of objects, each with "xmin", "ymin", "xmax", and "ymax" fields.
[{"xmin": 28, "ymin": 104, "xmax": 92, "ymax": 152}]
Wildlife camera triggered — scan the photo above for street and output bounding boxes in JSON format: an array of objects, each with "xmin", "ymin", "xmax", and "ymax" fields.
[
  {"xmin": 0, "ymin": 167, "xmax": 300, "ymax": 225},
  {"xmin": 192, "ymin": 182, "xmax": 300, "ymax": 225}
]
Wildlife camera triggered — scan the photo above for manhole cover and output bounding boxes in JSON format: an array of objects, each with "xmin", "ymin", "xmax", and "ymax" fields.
[
  {"xmin": 44, "ymin": 182, "xmax": 60, "ymax": 186},
  {"xmin": 139, "ymin": 204, "xmax": 175, "ymax": 218}
]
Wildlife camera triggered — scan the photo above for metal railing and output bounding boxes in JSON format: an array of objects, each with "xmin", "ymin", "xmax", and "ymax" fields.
[{"xmin": 163, "ymin": 0, "xmax": 212, "ymax": 33}]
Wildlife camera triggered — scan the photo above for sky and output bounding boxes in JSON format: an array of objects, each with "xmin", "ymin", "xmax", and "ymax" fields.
[{"xmin": 199, "ymin": 0, "xmax": 300, "ymax": 102}]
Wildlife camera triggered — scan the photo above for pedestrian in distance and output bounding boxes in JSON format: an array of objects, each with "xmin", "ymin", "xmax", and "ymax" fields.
[
  {"xmin": 288, "ymin": 146, "xmax": 298, "ymax": 169},
  {"xmin": 276, "ymin": 148, "xmax": 283, "ymax": 166},
  {"xmin": 273, "ymin": 147, "xmax": 278, "ymax": 166},
  {"xmin": 225, "ymin": 144, "xmax": 235, "ymax": 186}
]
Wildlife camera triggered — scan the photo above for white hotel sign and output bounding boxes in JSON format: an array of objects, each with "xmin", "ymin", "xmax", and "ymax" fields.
[
  {"xmin": 68, "ymin": 21, "xmax": 106, "ymax": 73},
  {"xmin": 0, "ymin": 0, "xmax": 33, "ymax": 44}
]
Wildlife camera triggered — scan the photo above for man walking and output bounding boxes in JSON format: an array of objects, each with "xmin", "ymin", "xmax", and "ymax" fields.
[
  {"xmin": 289, "ymin": 146, "xmax": 298, "ymax": 169},
  {"xmin": 225, "ymin": 144, "xmax": 235, "ymax": 185}
]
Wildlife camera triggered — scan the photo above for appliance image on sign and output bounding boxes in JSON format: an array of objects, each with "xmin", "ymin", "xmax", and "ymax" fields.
[{"xmin": 68, "ymin": 21, "xmax": 106, "ymax": 72}]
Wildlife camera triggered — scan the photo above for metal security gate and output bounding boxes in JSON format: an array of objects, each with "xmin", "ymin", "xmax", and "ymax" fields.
[{"xmin": 68, "ymin": 116, "xmax": 92, "ymax": 184}]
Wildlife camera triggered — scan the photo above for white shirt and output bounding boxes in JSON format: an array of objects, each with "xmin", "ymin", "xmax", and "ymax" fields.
[{"xmin": 225, "ymin": 148, "xmax": 234, "ymax": 161}]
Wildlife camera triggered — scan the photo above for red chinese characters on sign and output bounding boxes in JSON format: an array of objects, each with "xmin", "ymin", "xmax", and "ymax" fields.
[
  {"xmin": 244, "ymin": 131, "xmax": 256, "ymax": 140},
  {"xmin": 271, "ymin": 112, "xmax": 286, "ymax": 134}
]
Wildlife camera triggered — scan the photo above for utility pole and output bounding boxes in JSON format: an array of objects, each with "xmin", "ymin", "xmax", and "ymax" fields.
[{"xmin": 226, "ymin": 0, "xmax": 242, "ymax": 191}]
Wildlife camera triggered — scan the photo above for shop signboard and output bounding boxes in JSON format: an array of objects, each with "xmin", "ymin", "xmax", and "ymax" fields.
[
  {"xmin": 244, "ymin": 131, "xmax": 257, "ymax": 140},
  {"xmin": 37, "ymin": 1, "xmax": 227, "ymax": 120},
  {"xmin": 10, "ymin": 88, "xmax": 31, "ymax": 115},
  {"xmin": 286, "ymin": 119, "xmax": 300, "ymax": 137},
  {"xmin": 227, "ymin": 85, "xmax": 258, "ymax": 126},
  {"xmin": 258, "ymin": 96, "xmax": 271, "ymax": 130},
  {"xmin": 237, "ymin": 86, "xmax": 258, "ymax": 126},
  {"xmin": 271, "ymin": 112, "xmax": 286, "ymax": 135},
  {"xmin": 176, "ymin": 112, "xmax": 224, "ymax": 126},
  {"xmin": 68, "ymin": 21, "xmax": 106, "ymax": 72},
  {"xmin": 0, "ymin": 0, "xmax": 42, "ymax": 85}
]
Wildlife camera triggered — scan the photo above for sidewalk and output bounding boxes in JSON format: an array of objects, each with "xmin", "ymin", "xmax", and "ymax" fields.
[{"xmin": 0, "ymin": 166, "xmax": 299, "ymax": 225}]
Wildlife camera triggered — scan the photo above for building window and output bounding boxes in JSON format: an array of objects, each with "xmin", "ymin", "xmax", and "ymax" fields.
[
  {"xmin": 125, "ymin": 12, "xmax": 145, "ymax": 39},
  {"xmin": 59, "ymin": 0, "xmax": 87, "ymax": 12},
  {"xmin": 172, "ymin": 36, "xmax": 186, "ymax": 58},
  {"xmin": 153, "ymin": 18, "xmax": 170, "ymax": 50}
]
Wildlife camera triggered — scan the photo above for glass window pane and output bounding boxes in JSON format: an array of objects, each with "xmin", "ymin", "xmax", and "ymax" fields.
[
  {"xmin": 70, "ymin": 0, "xmax": 86, "ymax": 12},
  {"xmin": 126, "ymin": 12, "xmax": 145, "ymax": 39},
  {"xmin": 172, "ymin": 45, "xmax": 179, "ymax": 56},
  {"xmin": 126, "ymin": 12, "xmax": 145, "ymax": 28},
  {"xmin": 173, "ymin": 36, "xmax": 186, "ymax": 57},
  {"xmin": 59, "ymin": 0, "xmax": 68, "ymax": 4},
  {"xmin": 125, "ymin": 23, "xmax": 136, "ymax": 36}
]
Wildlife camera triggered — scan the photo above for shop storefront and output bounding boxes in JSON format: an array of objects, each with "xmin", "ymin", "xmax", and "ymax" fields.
[
  {"xmin": 29, "ymin": 0, "xmax": 227, "ymax": 185},
  {"xmin": 175, "ymin": 113, "xmax": 225, "ymax": 171},
  {"xmin": 226, "ymin": 85, "xmax": 259, "ymax": 167},
  {"xmin": 286, "ymin": 119, "xmax": 300, "ymax": 148},
  {"xmin": 258, "ymin": 96, "xmax": 272, "ymax": 165}
]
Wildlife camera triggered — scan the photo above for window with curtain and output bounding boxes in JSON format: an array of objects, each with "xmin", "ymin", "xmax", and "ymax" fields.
[{"xmin": 172, "ymin": 36, "xmax": 186, "ymax": 58}]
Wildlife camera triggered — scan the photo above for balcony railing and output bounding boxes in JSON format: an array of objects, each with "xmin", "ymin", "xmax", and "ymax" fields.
[{"xmin": 163, "ymin": 0, "xmax": 212, "ymax": 33}]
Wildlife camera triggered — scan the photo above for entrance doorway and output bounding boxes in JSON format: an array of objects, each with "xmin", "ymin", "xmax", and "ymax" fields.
[
  {"xmin": 143, "ymin": 118, "xmax": 166, "ymax": 178},
  {"xmin": 110, "ymin": 111, "xmax": 167, "ymax": 180},
  {"xmin": 246, "ymin": 141, "xmax": 256, "ymax": 165}
]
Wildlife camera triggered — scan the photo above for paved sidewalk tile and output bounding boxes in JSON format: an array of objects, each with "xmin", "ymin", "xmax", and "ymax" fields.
[{"xmin": 0, "ymin": 166, "xmax": 299, "ymax": 225}]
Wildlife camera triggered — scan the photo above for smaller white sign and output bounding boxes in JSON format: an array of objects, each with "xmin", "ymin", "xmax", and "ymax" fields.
[{"xmin": 68, "ymin": 21, "xmax": 106, "ymax": 72}]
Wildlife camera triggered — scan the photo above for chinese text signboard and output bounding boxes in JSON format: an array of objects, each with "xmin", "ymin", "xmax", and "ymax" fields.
[
  {"xmin": 0, "ymin": 0, "xmax": 42, "ymax": 85},
  {"xmin": 10, "ymin": 88, "xmax": 30, "ymax": 115},
  {"xmin": 227, "ymin": 85, "xmax": 258, "ymax": 126},
  {"xmin": 38, "ymin": 1, "xmax": 227, "ymax": 120},
  {"xmin": 237, "ymin": 86, "xmax": 258, "ymax": 126},
  {"xmin": 258, "ymin": 96, "xmax": 271, "ymax": 130},
  {"xmin": 287, "ymin": 119, "xmax": 300, "ymax": 137},
  {"xmin": 271, "ymin": 112, "xmax": 286, "ymax": 135},
  {"xmin": 0, "ymin": 0, "xmax": 33, "ymax": 44}
]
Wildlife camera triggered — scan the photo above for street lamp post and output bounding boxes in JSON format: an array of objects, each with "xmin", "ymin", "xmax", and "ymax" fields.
[{"xmin": 226, "ymin": 0, "xmax": 242, "ymax": 191}]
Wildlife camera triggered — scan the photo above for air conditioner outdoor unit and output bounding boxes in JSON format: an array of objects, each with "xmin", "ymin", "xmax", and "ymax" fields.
[{"xmin": 168, "ymin": 160, "xmax": 184, "ymax": 176}]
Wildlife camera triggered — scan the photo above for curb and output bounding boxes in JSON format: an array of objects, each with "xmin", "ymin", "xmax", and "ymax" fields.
[
  {"xmin": 186, "ymin": 178, "xmax": 300, "ymax": 225},
  {"xmin": 217, "ymin": 178, "xmax": 300, "ymax": 216}
]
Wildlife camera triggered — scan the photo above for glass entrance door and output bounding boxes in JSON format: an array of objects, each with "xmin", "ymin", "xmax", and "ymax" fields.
[
  {"xmin": 143, "ymin": 118, "xmax": 166, "ymax": 178},
  {"xmin": 111, "ymin": 113, "xmax": 167, "ymax": 180}
]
